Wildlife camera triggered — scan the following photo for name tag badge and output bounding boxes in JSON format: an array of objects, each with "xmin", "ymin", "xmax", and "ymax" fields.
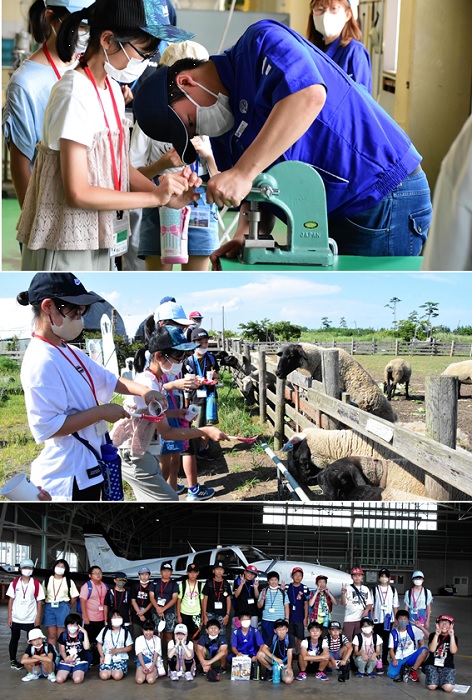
[
  {"xmin": 196, "ymin": 389, "xmax": 207, "ymax": 398},
  {"xmin": 95, "ymin": 420, "xmax": 109, "ymax": 437},
  {"xmin": 110, "ymin": 211, "xmax": 130, "ymax": 257},
  {"xmin": 318, "ymin": 612, "xmax": 325, "ymax": 617},
  {"xmin": 189, "ymin": 204, "xmax": 211, "ymax": 228},
  {"xmin": 412, "ymin": 608, "xmax": 418, "ymax": 615},
  {"xmin": 381, "ymin": 605, "xmax": 388, "ymax": 611},
  {"xmin": 269, "ymin": 607, "xmax": 275, "ymax": 613},
  {"xmin": 434, "ymin": 657, "xmax": 445, "ymax": 667},
  {"xmin": 292, "ymin": 605, "xmax": 297, "ymax": 611},
  {"xmin": 234, "ymin": 120, "xmax": 248, "ymax": 139},
  {"xmin": 247, "ymin": 598, "xmax": 254, "ymax": 605},
  {"xmin": 51, "ymin": 601, "xmax": 59, "ymax": 609},
  {"xmin": 214, "ymin": 601, "xmax": 223, "ymax": 610},
  {"xmin": 188, "ymin": 598, "xmax": 195, "ymax": 606},
  {"xmin": 157, "ymin": 598, "xmax": 166, "ymax": 607},
  {"xmin": 98, "ymin": 606, "xmax": 104, "ymax": 611},
  {"xmin": 20, "ymin": 599, "xmax": 28, "ymax": 605}
]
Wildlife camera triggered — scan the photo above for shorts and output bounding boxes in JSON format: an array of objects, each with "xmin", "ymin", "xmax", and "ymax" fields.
[
  {"xmin": 57, "ymin": 660, "xmax": 89, "ymax": 674},
  {"xmin": 138, "ymin": 191, "xmax": 219, "ymax": 258},
  {"xmin": 152, "ymin": 610, "xmax": 176, "ymax": 633},
  {"xmin": 135, "ymin": 654, "xmax": 153, "ymax": 668},
  {"xmin": 99, "ymin": 658, "xmax": 128, "ymax": 674},
  {"xmin": 288, "ymin": 621, "xmax": 305, "ymax": 640},
  {"xmin": 161, "ymin": 415, "xmax": 184, "ymax": 454},
  {"xmin": 43, "ymin": 601, "xmax": 71, "ymax": 627},
  {"xmin": 182, "ymin": 437, "xmax": 199, "ymax": 456},
  {"xmin": 304, "ymin": 660, "xmax": 321, "ymax": 674},
  {"xmin": 425, "ymin": 665, "xmax": 456, "ymax": 688}
]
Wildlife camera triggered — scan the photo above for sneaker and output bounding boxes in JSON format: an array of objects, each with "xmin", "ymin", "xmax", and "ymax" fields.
[
  {"xmin": 186, "ymin": 485, "xmax": 215, "ymax": 502},
  {"xmin": 170, "ymin": 670, "xmax": 179, "ymax": 681},
  {"xmin": 296, "ymin": 672, "xmax": 307, "ymax": 681},
  {"xmin": 177, "ymin": 483, "xmax": 186, "ymax": 495},
  {"xmin": 218, "ymin": 667, "xmax": 227, "ymax": 674},
  {"xmin": 368, "ymin": 672, "xmax": 377, "ymax": 678},
  {"xmin": 21, "ymin": 673, "xmax": 39, "ymax": 682},
  {"xmin": 316, "ymin": 671, "xmax": 329, "ymax": 681},
  {"xmin": 393, "ymin": 674, "xmax": 404, "ymax": 683},
  {"xmin": 184, "ymin": 671, "xmax": 194, "ymax": 682},
  {"xmin": 48, "ymin": 672, "xmax": 56, "ymax": 683},
  {"xmin": 377, "ymin": 667, "xmax": 384, "ymax": 675},
  {"xmin": 355, "ymin": 672, "xmax": 365, "ymax": 678},
  {"xmin": 11, "ymin": 660, "xmax": 23, "ymax": 670},
  {"xmin": 410, "ymin": 670, "xmax": 419, "ymax": 682}
]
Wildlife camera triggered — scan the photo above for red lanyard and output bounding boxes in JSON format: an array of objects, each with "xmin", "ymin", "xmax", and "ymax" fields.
[
  {"xmin": 21, "ymin": 580, "xmax": 30, "ymax": 598},
  {"xmin": 213, "ymin": 580, "xmax": 224, "ymax": 601},
  {"xmin": 52, "ymin": 577, "xmax": 64, "ymax": 601},
  {"xmin": 411, "ymin": 587, "xmax": 422, "ymax": 609},
  {"xmin": 378, "ymin": 585, "xmax": 388, "ymax": 605},
  {"xmin": 32, "ymin": 333, "xmax": 99, "ymax": 405},
  {"xmin": 113, "ymin": 589, "xmax": 125, "ymax": 609},
  {"xmin": 83, "ymin": 64, "xmax": 123, "ymax": 192},
  {"xmin": 96, "ymin": 583, "xmax": 105, "ymax": 606},
  {"xmin": 159, "ymin": 579, "xmax": 170, "ymax": 596},
  {"xmin": 42, "ymin": 42, "xmax": 61, "ymax": 80}
]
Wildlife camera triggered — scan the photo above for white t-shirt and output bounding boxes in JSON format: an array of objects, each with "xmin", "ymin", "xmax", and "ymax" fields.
[
  {"xmin": 96, "ymin": 626, "xmax": 133, "ymax": 660},
  {"xmin": 135, "ymin": 634, "xmax": 162, "ymax": 659},
  {"xmin": 21, "ymin": 337, "xmax": 118, "ymax": 499},
  {"xmin": 130, "ymin": 123, "xmax": 212, "ymax": 177},
  {"xmin": 389, "ymin": 626, "xmax": 424, "ymax": 659},
  {"xmin": 300, "ymin": 637, "xmax": 329, "ymax": 656},
  {"xmin": 372, "ymin": 585, "xmax": 399, "ymax": 623},
  {"xmin": 355, "ymin": 632, "xmax": 382, "ymax": 655},
  {"xmin": 43, "ymin": 69, "xmax": 125, "ymax": 151},
  {"xmin": 7, "ymin": 578, "xmax": 45, "ymax": 623},
  {"xmin": 343, "ymin": 584, "xmax": 373, "ymax": 622}
]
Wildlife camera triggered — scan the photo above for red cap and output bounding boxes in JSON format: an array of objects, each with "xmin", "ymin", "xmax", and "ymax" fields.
[
  {"xmin": 291, "ymin": 566, "xmax": 304, "ymax": 576},
  {"xmin": 351, "ymin": 567, "xmax": 364, "ymax": 575},
  {"xmin": 436, "ymin": 614, "xmax": 454, "ymax": 624},
  {"xmin": 189, "ymin": 310, "xmax": 203, "ymax": 319},
  {"xmin": 316, "ymin": 574, "xmax": 328, "ymax": 583},
  {"xmin": 245, "ymin": 565, "xmax": 259, "ymax": 574}
]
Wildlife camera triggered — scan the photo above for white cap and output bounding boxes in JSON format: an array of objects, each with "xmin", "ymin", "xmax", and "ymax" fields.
[
  {"xmin": 28, "ymin": 628, "xmax": 46, "ymax": 642},
  {"xmin": 160, "ymin": 41, "xmax": 209, "ymax": 67},
  {"xmin": 174, "ymin": 623, "xmax": 188, "ymax": 635},
  {"xmin": 155, "ymin": 301, "xmax": 193, "ymax": 326}
]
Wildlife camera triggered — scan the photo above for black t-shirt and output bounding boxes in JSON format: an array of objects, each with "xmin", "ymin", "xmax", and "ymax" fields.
[
  {"xmin": 57, "ymin": 632, "xmax": 88, "ymax": 662},
  {"xmin": 270, "ymin": 634, "xmax": 296, "ymax": 663},
  {"xmin": 233, "ymin": 576, "xmax": 259, "ymax": 616},
  {"xmin": 426, "ymin": 633, "xmax": 458, "ymax": 669},
  {"xmin": 184, "ymin": 354, "xmax": 219, "ymax": 404},
  {"xmin": 203, "ymin": 578, "xmax": 232, "ymax": 615},
  {"xmin": 24, "ymin": 642, "xmax": 54, "ymax": 659},
  {"xmin": 130, "ymin": 582, "xmax": 153, "ymax": 623},
  {"xmin": 153, "ymin": 578, "xmax": 179, "ymax": 611},
  {"xmin": 198, "ymin": 632, "xmax": 228, "ymax": 657},
  {"xmin": 104, "ymin": 588, "xmax": 130, "ymax": 624}
]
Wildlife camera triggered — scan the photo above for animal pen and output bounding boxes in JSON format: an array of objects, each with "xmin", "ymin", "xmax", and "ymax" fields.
[{"xmin": 219, "ymin": 339, "xmax": 472, "ymax": 503}]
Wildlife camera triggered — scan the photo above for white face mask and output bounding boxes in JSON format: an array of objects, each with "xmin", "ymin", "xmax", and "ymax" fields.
[
  {"xmin": 412, "ymin": 579, "xmax": 423, "ymax": 586},
  {"xmin": 363, "ymin": 626, "xmax": 373, "ymax": 634},
  {"xmin": 166, "ymin": 360, "xmax": 183, "ymax": 375},
  {"xmin": 33, "ymin": 643, "xmax": 44, "ymax": 650},
  {"xmin": 67, "ymin": 626, "xmax": 79, "ymax": 635},
  {"xmin": 50, "ymin": 314, "xmax": 84, "ymax": 341},
  {"xmin": 76, "ymin": 29, "xmax": 90, "ymax": 55},
  {"xmin": 21, "ymin": 568, "xmax": 33, "ymax": 577},
  {"xmin": 196, "ymin": 347, "xmax": 208, "ymax": 355},
  {"xmin": 269, "ymin": 584, "xmax": 279, "ymax": 590},
  {"xmin": 103, "ymin": 44, "xmax": 149, "ymax": 83},
  {"xmin": 240, "ymin": 620, "xmax": 251, "ymax": 628},
  {"xmin": 111, "ymin": 617, "xmax": 123, "ymax": 627},
  {"xmin": 313, "ymin": 10, "xmax": 348, "ymax": 38},
  {"xmin": 55, "ymin": 566, "xmax": 66, "ymax": 576},
  {"xmin": 192, "ymin": 321, "xmax": 202, "ymax": 328},
  {"xmin": 208, "ymin": 633, "xmax": 219, "ymax": 640},
  {"xmin": 179, "ymin": 81, "xmax": 234, "ymax": 137},
  {"xmin": 379, "ymin": 577, "xmax": 389, "ymax": 584}
]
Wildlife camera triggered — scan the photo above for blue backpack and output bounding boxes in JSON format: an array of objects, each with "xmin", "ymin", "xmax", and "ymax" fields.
[{"xmin": 390, "ymin": 625, "xmax": 416, "ymax": 651}]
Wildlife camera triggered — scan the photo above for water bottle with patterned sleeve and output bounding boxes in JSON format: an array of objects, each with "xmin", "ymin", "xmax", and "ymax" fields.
[{"xmin": 160, "ymin": 206, "xmax": 191, "ymax": 264}]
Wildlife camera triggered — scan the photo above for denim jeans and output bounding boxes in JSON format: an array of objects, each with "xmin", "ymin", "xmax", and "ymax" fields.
[{"xmin": 329, "ymin": 170, "xmax": 432, "ymax": 256}]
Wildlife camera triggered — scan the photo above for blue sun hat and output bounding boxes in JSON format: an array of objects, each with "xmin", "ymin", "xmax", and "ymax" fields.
[
  {"xmin": 46, "ymin": 0, "xmax": 94, "ymax": 13},
  {"xmin": 92, "ymin": 0, "xmax": 194, "ymax": 43}
]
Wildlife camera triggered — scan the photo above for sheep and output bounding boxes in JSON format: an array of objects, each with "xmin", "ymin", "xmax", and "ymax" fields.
[
  {"xmin": 316, "ymin": 457, "xmax": 433, "ymax": 501},
  {"xmin": 286, "ymin": 426, "xmax": 427, "ymax": 496},
  {"xmin": 442, "ymin": 360, "xmax": 472, "ymax": 398},
  {"xmin": 276, "ymin": 343, "xmax": 397, "ymax": 423},
  {"xmin": 383, "ymin": 358, "xmax": 412, "ymax": 400}
]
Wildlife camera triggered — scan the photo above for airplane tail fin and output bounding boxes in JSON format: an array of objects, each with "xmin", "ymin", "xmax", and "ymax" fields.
[{"xmin": 83, "ymin": 530, "xmax": 130, "ymax": 573}]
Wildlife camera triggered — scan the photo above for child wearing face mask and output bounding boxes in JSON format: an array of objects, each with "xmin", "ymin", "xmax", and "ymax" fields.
[
  {"xmin": 371, "ymin": 567, "xmax": 399, "ymax": 670},
  {"xmin": 113, "ymin": 325, "xmax": 228, "ymax": 501},
  {"xmin": 404, "ymin": 571, "xmax": 433, "ymax": 630},
  {"xmin": 104, "ymin": 573, "xmax": 131, "ymax": 629},
  {"xmin": 387, "ymin": 610, "xmax": 428, "ymax": 683},
  {"xmin": 352, "ymin": 617, "xmax": 382, "ymax": 678},
  {"xmin": 42, "ymin": 558, "xmax": 79, "ymax": 648},
  {"xmin": 16, "ymin": 0, "xmax": 200, "ymax": 271},
  {"xmin": 20, "ymin": 628, "xmax": 57, "ymax": 683},
  {"xmin": 184, "ymin": 328, "xmax": 219, "ymax": 427},
  {"xmin": 96, "ymin": 610, "xmax": 133, "ymax": 681},
  {"xmin": 306, "ymin": 0, "xmax": 371, "ymax": 92},
  {"xmin": 56, "ymin": 613, "xmax": 91, "ymax": 684},
  {"xmin": 7, "ymin": 559, "xmax": 45, "ymax": 670}
]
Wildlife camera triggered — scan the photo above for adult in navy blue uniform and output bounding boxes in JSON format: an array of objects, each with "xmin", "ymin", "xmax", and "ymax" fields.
[
  {"xmin": 306, "ymin": 0, "xmax": 371, "ymax": 92},
  {"xmin": 134, "ymin": 19, "xmax": 432, "ymax": 259}
]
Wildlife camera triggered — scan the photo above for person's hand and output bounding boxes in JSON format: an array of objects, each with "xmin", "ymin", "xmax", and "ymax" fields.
[
  {"xmin": 143, "ymin": 391, "xmax": 168, "ymax": 412},
  {"xmin": 121, "ymin": 84, "xmax": 133, "ymax": 105},
  {"xmin": 339, "ymin": 659, "xmax": 346, "ymax": 666},
  {"xmin": 280, "ymin": 580, "xmax": 286, "ymax": 591},
  {"xmin": 210, "ymin": 237, "xmax": 245, "ymax": 271},
  {"xmin": 154, "ymin": 168, "xmax": 201, "ymax": 208},
  {"xmin": 341, "ymin": 584, "xmax": 347, "ymax": 594},
  {"xmin": 36, "ymin": 486, "xmax": 52, "ymax": 501},
  {"xmin": 159, "ymin": 148, "xmax": 184, "ymax": 171},
  {"xmin": 200, "ymin": 427, "xmax": 229, "ymax": 442},
  {"xmin": 435, "ymin": 623, "xmax": 441, "ymax": 635},
  {"xmin": 206, "ymin": 169, "xmax": 254, "ymax": 208},
  {"xmin": 100, "ymin": 403, "xmax": 130, "ymax": 423},
  {"xmin": 191, "ymin": 136, "xmax": 213, "ymax": 160},
  {"xmin": 361, "ymin": 652, "xmax": 368, "ymax": 661},
  {"xmin": 392, "ymin": 658, "xmax": 398, "ymax": 667},
  {"xmin": 82, "ymin": 616, "xmax": 90, "ymax": 626}
]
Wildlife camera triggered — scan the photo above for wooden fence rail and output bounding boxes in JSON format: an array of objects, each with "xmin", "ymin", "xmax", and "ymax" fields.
[{"xmin": 225, "ymin": 346, "xmax": 472, "ymax": 500}]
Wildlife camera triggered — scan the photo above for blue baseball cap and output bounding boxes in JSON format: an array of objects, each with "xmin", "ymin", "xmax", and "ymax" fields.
[{"xmin": 134, "ymin": 66, "xmax": 197, "ymax": 165}]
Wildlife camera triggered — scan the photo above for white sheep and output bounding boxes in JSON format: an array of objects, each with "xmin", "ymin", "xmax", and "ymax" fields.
[
  {"xmin": 383, "ymin": 358, "xmax": 412, "ymax": 400},
  {"xmin": 442, "ymin": 360, "xmax": 472, "ymax": 398},
  {"xmin": 276, "ymin": 343, "xmax": 397, "ymax": 423}
]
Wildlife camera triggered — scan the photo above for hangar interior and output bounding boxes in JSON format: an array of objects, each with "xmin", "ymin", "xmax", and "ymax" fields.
[{"xmin": 1, "ymin": 502, "xmax": 471, "ymax": 596}]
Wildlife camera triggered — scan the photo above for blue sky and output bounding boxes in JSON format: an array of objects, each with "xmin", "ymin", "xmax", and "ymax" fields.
[{"xmin": 0, "ymin": 271, "xmax": 469, "ymax": 337}]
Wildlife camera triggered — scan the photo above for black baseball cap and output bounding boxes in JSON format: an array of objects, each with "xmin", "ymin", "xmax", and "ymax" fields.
[
  {"xmin": 191, "ymin": 328, "xmax": 209, "ymax": 342},
  {"xmin": 134, "ymin": 66, "xmax": 197, "ymax": 165},
  {"xmin": 187, "ymin": 563, "xmax": 199, "ymax": 573},
  {"xmin": 149, "ymin": 325, "xmax": 198, "ymax": 353},
  {"xmin": 213, "ymin": 561, "xmax": 225, "ymax": 569},
  {"xmin": 329, "ymin": 620, "xmax": 342, "ymax": 629},
  {"xmin": 91, "ymin": 0, "xmax": 193, "ymax": 43},
  {"xmin": 27, "ymin": 273, "xmax": 104, "ymax": 306},
  {"xmin": 160, "ymin": 562, "xmax": 173, "ymax": 571},
  {"xmin": 379, "ymin": 567, "xmax": 391, "ymax": 577}
]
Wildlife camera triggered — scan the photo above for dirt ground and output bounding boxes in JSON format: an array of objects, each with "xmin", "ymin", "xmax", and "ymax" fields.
[{"xmin": 190, "ymin": 379, "xmax": 472, "ymax": 502}]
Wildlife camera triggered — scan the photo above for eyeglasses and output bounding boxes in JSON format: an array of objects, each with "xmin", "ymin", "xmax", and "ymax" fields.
[
  {"xmin": 54, "ymin": 301, "xmax": 89, "ymax": 319},
  {"xmin": 125, "ymin": 41, "xmax": 158, "ymax": 62},
  {"xmin": 164, "ymin": 351, "xmax": 186, "ymax": 362}
]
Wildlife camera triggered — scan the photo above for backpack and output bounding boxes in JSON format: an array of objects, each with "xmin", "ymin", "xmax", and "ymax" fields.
[
  {"xmin": 355, "ymin": 632, "xmax": 380, "ymax": 650},
  {"xmin": 406, "ymin": 588, "xmax": 431, "ymax": 606},
  {"xmin": 12, "ymin": 577, "xmax": 41, "ymax": 599},
  {"xmin": 77, "ymin": 580, "xmax": 109, "ymax": 615},
  {"xmin": 350, "ymin": 583, "xmax": 367, "ymax": 607},
  {"xmin": 390, "ymin": 625, "xmax": 416, "ymax": 652},
  {"xmin": 372, "ymin": 584, "xmax": 396, "ymax": 601}
]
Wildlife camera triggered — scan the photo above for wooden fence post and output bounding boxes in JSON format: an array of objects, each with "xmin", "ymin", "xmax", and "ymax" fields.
[
  {"xmin": 274, "ymin": 377, "xmax": 286, "ymax": 450},
  {"xmin": 243, "ymin": 343, "xmax": 251, "ymax": 374},
  {"xmin": 395, "ymin": 338, "xmax": 399, "ymax": 356},
  {"xmin": 424, "ymin": 375, "xmax": 458, "ymax": 500},
  {"xmin": 259, "ymin": 349, "xmax": 267, "ymax": 424},
  {"xmin": 450, "ymin": 341, "xmax": 454, "ymax": 357},
  {"xmin": 321, "ymin": 349, "xmax": 340, "ymax": 430}
]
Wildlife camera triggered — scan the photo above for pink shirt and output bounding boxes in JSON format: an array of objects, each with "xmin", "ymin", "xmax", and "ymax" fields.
[{"xmin": 79, "ymin": 581, "xmax": 107, "ymax": 622}]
